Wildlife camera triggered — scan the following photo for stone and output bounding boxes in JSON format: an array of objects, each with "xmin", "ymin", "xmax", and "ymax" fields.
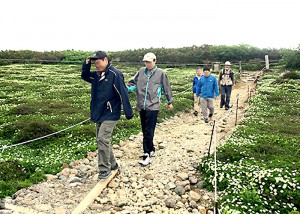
[
  {"xmin": 45, "ymin": 174, "xmax": 58, "ymax": 181},
  {"xmin": 189, "ymin": 176, "xmax": 198, "ymax": 184},
  {"xmin": 202, "ymin": 195, "xmax": 210, "ymax": 200},
  {"xmin": 113, "ymin": 144, "xmax": 120, "ymax": 149},
  {"xmin": 144, "ymin": 173, "xmax": 154, "ymax": 180},
  {"xmin": 62, "ymin": 163, "xmax": 69, "ymax": 168},
  {"xmin": 196, "ymin": 180, "xmax": 206, "ymax": 189},
  {"xmin": 129, "ymin": 136, "xmax": 134, "ymax": 141},
  {"xmin": 82, "ymin": 158, "xmax": 90, "ymax": 164},
  {"xmin": 68, "ymin": 177, "xmax": 82, "ymax": 184},
  {"xmin": 35, "ymin": 204, "xmax": 52, "ymax": 211},
  {"xmin": 176, "ymin": 180, "xmax": 190, "ymax": 187},
  {"xmin": 177, "ymin": 172, "xmax": 189, "ymax": 181},
  {"xmin": 58, "ymin": 168, "xmax": 71, "ymax": 177},
  {"xmin": 108, "ymin": 181, "xmax": 119, "ymax": 188},
  {"xmin": 176, "ymin": 201, "xmax": 185, "ymax": 209},
  {"xmin": 165, "ymin": 182, "xmax": 176, "ymax": 190},
  {"xmin": 199, "ymin": 206, "xmax": 207, "ymax": 214},
  {"xmin": 54, "ymin": 208, "xmax": 66, "ymax": 214},
  {"xmin": 116, "ymin": 190, "xmax": 127, "ymax": 207},
  {"xmin": 115, "ymin": 151, "xmax": 123, "ymax": 158},
  {"xmin": 88, "ymin": 151, "xmax": 97, "ymax": 157},
  {"xmin": 174, "ymin": 186, "xmax": 185, "ymax": 196},
  {"xmin": 158, "ymin": 144, "xmax": 166, "ymax": 149},
  {"xmin": 69, "ymin": 182, "xmax": 82, "ymax": 187},
  {"xmin": 119, "ymin": 141, "xmax": 126, "ymax": 147},
  {"xmin": 165, "ymin": 196, "xmax": 177, "ymax": 208},
  {"xmin": 189, "ymin": 200, "xmax": 198, "ymax": 209},
  {"xmin": 122, "ymin": 177, "xmax": 130, "ymax": 183},
  {"xmin": 189, "ymin": 191, "xmax": 201, "ymax": 202},
  {"xmin": 127, "ymin": 142, "xmax": 137, "ymax": 148}
]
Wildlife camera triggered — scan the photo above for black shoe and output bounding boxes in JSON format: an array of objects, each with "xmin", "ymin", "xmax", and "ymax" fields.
[
  {"xmin": 204, "ymin": 118, "xmax": 209, "ymax": 123},
  {"xmin": 220, "ymin": 105, "xmax": 224, "ymax": 108},
  {"xmin": 98, "ymin": 171, "xmax": 112, "ymax": 179},
  {"xmin": 225, "ymin": 106, "xmax": 229, "ymax": 110},
  {"xmin": 193, "ymin": 111, "xmax": 198, "ymax": 116},
  {"xmin": 111, "ymin": 163, "xmax": 119, "ymax": 170},
  {"xmin": 208, "ymin": 114, "xmax": 213, "ymax": 118}
]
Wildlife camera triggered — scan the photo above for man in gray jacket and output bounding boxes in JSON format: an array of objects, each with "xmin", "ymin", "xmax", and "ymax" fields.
[{"xmin": 128, "ymin": 52, "xmax": 173, "ymax": 166}]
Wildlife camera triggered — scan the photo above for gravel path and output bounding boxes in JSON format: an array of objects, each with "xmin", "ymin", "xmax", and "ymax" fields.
[{"xmin": 1, "ymin": 72, "xmax": 257, "ymax": 214}]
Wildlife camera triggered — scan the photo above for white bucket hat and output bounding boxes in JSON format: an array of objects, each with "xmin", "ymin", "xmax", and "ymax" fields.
[{"xmin": 225, "ymin": 61, "xmax": 231, "ymax": 66}]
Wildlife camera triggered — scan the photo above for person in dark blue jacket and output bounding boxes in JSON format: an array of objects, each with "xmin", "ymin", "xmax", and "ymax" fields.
[
  {"xmin": 192, "ymin": 67, "xmax": 203, "ymax": 116},
  {"xmin": 81, "ymin": 51, "xmax": 133, "ymax": 179},
  {"xmin": 196, "ymin": 67, "xmax": 219, "ymax": 123}
]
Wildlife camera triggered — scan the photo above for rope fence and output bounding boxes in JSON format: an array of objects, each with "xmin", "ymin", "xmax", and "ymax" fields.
[{"xmin": 205, "ymin": 68, "xmax": 265, "ymax": 214}]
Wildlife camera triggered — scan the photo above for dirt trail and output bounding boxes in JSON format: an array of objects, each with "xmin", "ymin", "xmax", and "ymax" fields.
[{"xmin": 1, "ymin": 71, "xmax": 259, "ymax": 214}]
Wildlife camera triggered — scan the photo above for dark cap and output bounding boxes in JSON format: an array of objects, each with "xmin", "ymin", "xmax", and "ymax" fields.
[
  {"xmin": 203, "ymin": 67, "xmax": 210, "ymax": 71},
  {"xmin": 89, "ymin": 51, "xmax": 107, "ymax": 61}
]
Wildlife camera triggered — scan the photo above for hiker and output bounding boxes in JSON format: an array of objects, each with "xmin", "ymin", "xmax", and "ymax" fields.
[
  {"xmin": 193, "ymin": 67, "xmax": 202, "ymax": 116},
  {"xmin": 81, "ymin": 51, "xmax": 133, "ymax": 179},
  {"xmin": 196, "ymin": 67, "xmax": 219, "ymax": 123},
  {"xmin": 128, "ymin": 52, "xmax": 173, "ymax": 166},
  {"xmin": 218, "ymin": 61, "xmax": 235, "ymax": 110}
]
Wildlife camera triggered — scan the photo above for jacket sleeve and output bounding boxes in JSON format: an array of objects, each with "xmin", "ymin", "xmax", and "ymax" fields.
[
  {"xmin": 115, "ymin": 73, "xmax": 134, "ymax": 120},
  {"xmin": 231, "ymin": 72, "xmax": 235, "ymax": 86},
  {"xmin": 193, "ymin": 77, "xmax": 196, "ymax": 93},
  {"xmin": 81, "ymin": 61, "xmax": 93, "ymax": 83},
  {"xmin": 127, "ymin": 71, "xmax": 139, "ymax": 92},
  {"xmin": 196, "ymin": 79, "xmax": 201, "ymax": 97},
  {"xmin": 162, "ymin": 72, "xmax": 173, "ymax": 105},
  {"xmin": 218, "ymin": 71, "xmax": 222, "ymax": 85},
  {"xmin": 214, "ymin": 77, "xmax": 219, "ymax": 97}
]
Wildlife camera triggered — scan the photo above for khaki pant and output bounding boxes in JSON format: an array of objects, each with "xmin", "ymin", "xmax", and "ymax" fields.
[
  {"xmin": 96, "ymin": 120, "xmax": 118, "ymax": 172},
  {"xmin": 193, "ymin": 93, "xmax": 200, "ymax": 112},
  {"xmin": 200, "ymin": 98, "xmax": 214, "ymax": 119}
]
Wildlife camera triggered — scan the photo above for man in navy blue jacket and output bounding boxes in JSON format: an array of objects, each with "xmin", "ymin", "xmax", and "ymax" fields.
[
  {"xmin": 81, "ymin": 51, "xmax": 133, "ymax": 179},
  {"xmin": 196, "ymin": 67, "xmax": 219, "ymax": 123}
]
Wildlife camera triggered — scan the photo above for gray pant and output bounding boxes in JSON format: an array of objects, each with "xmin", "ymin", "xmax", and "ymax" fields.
[
  {"xmin": 96, "ymin": 120, "xmax": 118, "ymax": 172},
  {"xmin": 200, "ymin": 98, "xmax": 214, "ymax": 119}
]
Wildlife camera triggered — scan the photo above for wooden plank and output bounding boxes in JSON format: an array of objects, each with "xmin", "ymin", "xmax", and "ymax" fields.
[
  {"xmin": 71, "ymin": 169, "xmax": 118, "ymax": 214},
  {"xmin": 4, "ymin": 203, "xmax": 41, "ymax": 214}
]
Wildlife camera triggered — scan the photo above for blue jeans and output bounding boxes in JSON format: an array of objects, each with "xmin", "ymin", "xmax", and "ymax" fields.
[
  {"xmin": 140, "ymin": 110, "xmax": 159, "ymax": 155},
  {"xmin": 220, "ymin": 85, "xmax": 232, "ymax": 108}
]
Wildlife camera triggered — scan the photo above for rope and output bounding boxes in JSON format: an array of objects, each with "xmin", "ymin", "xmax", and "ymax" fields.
[
  {"xmin": 173, "ymin": 86, "xmax": 191, "ymax": 97},
  {"xmin": 206, "ymin": 68, "xmax": 265, "ymax": 213},
  {"xmin": 1, "ymin": 118, "xmax": 90, "ymax": 152}
]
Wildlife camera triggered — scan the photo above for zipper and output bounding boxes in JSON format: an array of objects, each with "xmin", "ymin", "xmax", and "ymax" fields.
[
  {"xmin": 143, "ymin": 77, "xmax": 150, "ymax": 110},
  {"xmin": 107, "ymin": 101, "xmax": 112, "ymax": 113}
]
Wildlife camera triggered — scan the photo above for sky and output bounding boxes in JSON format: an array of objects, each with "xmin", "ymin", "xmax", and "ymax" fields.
[{"xmin": 0, "ymin": 0, "xmax": 299, "ymax": 52}]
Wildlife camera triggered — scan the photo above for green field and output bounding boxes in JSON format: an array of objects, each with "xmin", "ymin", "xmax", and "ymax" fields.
[
  {"xmin": 200, "ymin": 71, "xmax": 300, "ymax": 213},
  {"xmin": 0, "ymin": 63, "xmax": 195, "ymax": 198}
]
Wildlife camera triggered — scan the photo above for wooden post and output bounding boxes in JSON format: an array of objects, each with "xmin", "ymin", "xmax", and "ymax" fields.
[
  {"xmin": 265, "ymin": 55, "xmax": 269, "ymax": 71},
  {"xmin": 235, "ymin": 95, "xmax": 239, "ymax": 126},
  {"xmin": 207, "ymin": 121, "xmax": 216, "ymax": 157},
  {"xmin": 72, "ymin": 168, "xmax": 119, "ymax": 214}
]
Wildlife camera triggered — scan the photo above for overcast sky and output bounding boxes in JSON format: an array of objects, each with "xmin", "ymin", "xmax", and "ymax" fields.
[{"xmin": 0, "ymin": 0, "xmax": 299, "ymax": 52}]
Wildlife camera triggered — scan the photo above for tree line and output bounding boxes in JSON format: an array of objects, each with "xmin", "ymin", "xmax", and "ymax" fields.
[{"xmin": 0, "ymin": 44, "xmax": 299, "ymax": 69}]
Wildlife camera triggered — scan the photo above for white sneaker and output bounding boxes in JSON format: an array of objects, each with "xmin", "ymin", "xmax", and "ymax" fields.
[
  {"xmin": 139, "ymin": 153, "xmax": 151, "ymax": 166},
  {"xmin": 150, "ymin": 151, "xmax": 155, "ymax": 157}
]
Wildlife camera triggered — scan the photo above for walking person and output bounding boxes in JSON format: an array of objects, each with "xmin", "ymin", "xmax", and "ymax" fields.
[
  {"xmin": 81, "ymin": 51, "xmax": 133, "ymax": 179},
  {"xmin": 219, "ymin": 61, "xmax": 235, "ymax": 110},
  {"xmin": 128, "ymin": 52, "xmax": 173, "ymax": 166},
  {"xmin": 193, "ymin": 67, "xmax": 202, "ymax": 116},
  {"xmin": 196, "ymin": 67, "xmax": 219, "ymax": 123}
]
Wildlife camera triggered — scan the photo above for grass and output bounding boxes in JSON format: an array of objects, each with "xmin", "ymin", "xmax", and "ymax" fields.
[
  {"xmin": 199, "ymin": 70, "xmax": 300, "ymax": 213},
  {"xmin": 0, "ymin": 63, "xmax": 198, "ymax": 198}
]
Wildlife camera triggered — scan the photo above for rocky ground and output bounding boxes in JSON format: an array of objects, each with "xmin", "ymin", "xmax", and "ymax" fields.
[{"xmin": 1, "ymin": 72, "xmax": 257, "ymax": 214}]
